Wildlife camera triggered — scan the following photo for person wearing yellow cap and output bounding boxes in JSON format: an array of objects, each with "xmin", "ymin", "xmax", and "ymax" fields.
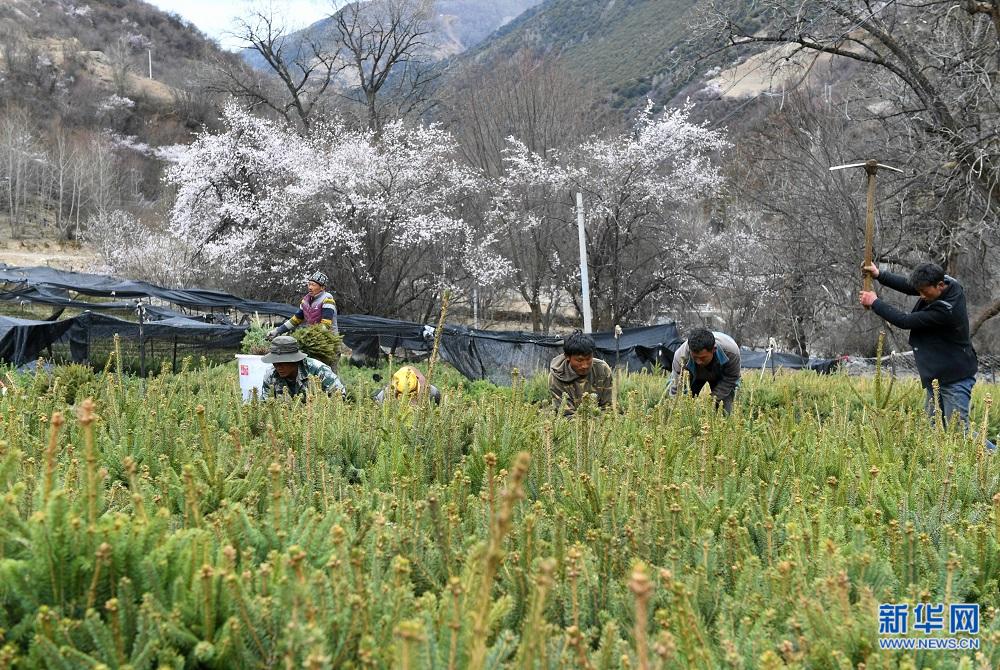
[{"xmin": 374, "ymin": 365, "xmax": 441, "ymax": 405}]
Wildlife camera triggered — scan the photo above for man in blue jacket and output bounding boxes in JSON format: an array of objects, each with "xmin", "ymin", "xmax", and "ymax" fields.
[{"xmin": 861, "ymin": 262, "xmax": 993, "ymax": 447}]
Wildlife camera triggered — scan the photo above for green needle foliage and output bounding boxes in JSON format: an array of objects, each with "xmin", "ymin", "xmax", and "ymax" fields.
[
  {"xmin": 240, "ymin": 315, "xmax": 271, "ymax": 356},
  {"xmin": 0, "ymin": 360, "xmax": 997, "ymax": 669},
  {"xmin": 291, "ymin": 326, "xmax": 343, "ymax": 369}
]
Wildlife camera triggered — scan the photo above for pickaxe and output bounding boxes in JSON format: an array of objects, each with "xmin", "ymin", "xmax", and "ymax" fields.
[{"xmin": 829, "ymin": 159, "xmax": 903, "ymax": 292}]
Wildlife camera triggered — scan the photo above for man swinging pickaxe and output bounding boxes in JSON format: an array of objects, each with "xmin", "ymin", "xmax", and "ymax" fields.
[{"xmin": 829, "ymin": 159, "xmax": 903, "ymax": 298}]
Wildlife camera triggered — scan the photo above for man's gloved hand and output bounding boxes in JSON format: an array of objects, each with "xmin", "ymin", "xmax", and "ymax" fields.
[{"xmin": 266, "ymin": 328, "xmax": 280, "ymax": 340}]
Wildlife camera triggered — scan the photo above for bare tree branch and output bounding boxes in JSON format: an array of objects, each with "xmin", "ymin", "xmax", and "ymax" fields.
[
  {"xmin": 212, "ymin": 11, "xmax": 338, "ymax": 131},
  {"xmin": 335, "ymin": 0, "xmax": 437, "ymax": 135}
]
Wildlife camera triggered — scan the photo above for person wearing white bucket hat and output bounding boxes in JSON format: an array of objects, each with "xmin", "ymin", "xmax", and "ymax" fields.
[
  {"xmin": 268, "ymin": 270, "xmax": 339, "ymax": 339},
  {"xmin": 261, "ymin": 336, "xmax": 346, "ymax": 400}
]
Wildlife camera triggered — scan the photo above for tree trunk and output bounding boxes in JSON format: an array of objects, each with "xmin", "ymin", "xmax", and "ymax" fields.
[
  {"xmin": 784, "ymin": 272, "xmax": 809, "ymax": 358},
  {"xmin": 528, "ymin": 301, "xmax": 543, "ymax": 333},
  {"xmin": 542, "ymin": 289, "xmax": 561, "ymax": 334},
  {"xmin": 786, "ymin": 316, "xmax": 808, "ymax": 359},
  {"xmin": 971, "ymin": 297, "xmax": 1000, "ymax": 337}
]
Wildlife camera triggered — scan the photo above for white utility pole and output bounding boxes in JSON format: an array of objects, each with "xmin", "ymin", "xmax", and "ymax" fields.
[
  {"xmin": 473, "ymin": 287, "xmax": 479, "ymax": 329},
  {"xmin": 576, "ymin": 191, "xmax": 593, "ymax": 333},
  {"xmin": 148, "ymin": 49, "xmax": 153, "ymax": 79}
]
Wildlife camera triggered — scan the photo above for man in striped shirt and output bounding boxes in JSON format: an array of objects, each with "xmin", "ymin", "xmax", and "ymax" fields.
[{"xmin": 268, "ymin": 271, "xmax": 339, "ymax": 338}]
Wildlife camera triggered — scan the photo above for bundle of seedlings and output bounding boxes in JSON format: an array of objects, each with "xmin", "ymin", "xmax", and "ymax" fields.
[
  {"xmin": 292, "ymin": 324, "xmax": 343, "ymax": 369},
  {"xmin": 240, "ymin": 314, "xmax": 271, "ymax": 356}
]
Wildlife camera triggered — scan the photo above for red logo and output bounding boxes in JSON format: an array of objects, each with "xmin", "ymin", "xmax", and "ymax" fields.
[{"xmin": 240, "ymin": 365, "xmax": 249, "ymax": 375}]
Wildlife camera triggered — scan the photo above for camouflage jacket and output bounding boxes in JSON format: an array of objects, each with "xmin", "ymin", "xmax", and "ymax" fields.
[
  {"xmin": 548, "ymin": 354, "xmax": 613, "ymax": 415},
  {"xmin": 262, "ymin": 357, "xmax": 346, "ymax": 400}
]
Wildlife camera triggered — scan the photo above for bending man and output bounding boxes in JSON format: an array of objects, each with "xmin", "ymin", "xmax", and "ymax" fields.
[
  {"xmin": 548, "ymin": 331, "xmax": 613, "ymax": 416},
  {"xmin": 261, "ymin": 336, "xmax": 346, "ymax": 400},
  {"xmin": 374, "ymin": 366, "xmax": 442, "ymax": 405},
  {"xmin": 668, "ymin": 328, "xmax": 741, "ymax": 414}
]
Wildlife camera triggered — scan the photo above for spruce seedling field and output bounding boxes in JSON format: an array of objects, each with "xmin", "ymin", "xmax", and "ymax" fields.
[{"xmin": 0, "ymin": 358, "xmax": 997, "ymax": 668}]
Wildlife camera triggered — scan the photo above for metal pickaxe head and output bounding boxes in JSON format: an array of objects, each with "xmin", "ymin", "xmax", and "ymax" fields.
[{"xmin": 829, "ymin": 159, "xmax": 904, "ymax": 175}]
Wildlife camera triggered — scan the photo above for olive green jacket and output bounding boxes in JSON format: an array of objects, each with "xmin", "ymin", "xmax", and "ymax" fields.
[{"xmin": 548, "ymin": 354, "xmax": 613, "ymax": 415}]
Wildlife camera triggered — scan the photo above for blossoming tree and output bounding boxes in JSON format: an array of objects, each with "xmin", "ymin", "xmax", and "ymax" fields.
[
  {"xmin": 491, "ymin": 103, "xmax": 731, "ymax": 329},
  {"xmin": 164, "ymin": 104, "xmax": 510, "ymax": 316}
]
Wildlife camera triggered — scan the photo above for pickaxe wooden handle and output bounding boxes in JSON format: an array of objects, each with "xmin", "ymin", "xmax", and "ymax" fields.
[{"xmin": 829, "ymin": 160, "xmax": 903, "ymax": 292}]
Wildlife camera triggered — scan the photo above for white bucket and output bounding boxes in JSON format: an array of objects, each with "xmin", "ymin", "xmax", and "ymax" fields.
[{"xmin": 236, "ymin": 354, "xmax": 270, "ymax": 401}]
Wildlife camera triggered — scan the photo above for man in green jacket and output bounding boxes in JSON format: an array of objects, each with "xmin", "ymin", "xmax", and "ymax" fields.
[
  {"xmin": 261, "ymin": 336, "xmax": 346, "ymax": 400},
  {"xmin": 548, "ymin": 331, "xmax": 614, "ymax": 416}
]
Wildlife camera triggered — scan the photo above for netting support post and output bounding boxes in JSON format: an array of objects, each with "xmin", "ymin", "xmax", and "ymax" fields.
[
  {"xmin": 137, "ymin": 302, "xmax": 146, "ymax": 379},
  {"xmin": 172, "ymin": 337, "xmax": 178, "ymax": 374},
  {"xmin": 614, "ymin": 324, "xmax": 621, "ymax": 368}
]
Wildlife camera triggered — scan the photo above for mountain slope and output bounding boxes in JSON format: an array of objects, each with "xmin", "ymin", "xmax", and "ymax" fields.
[
  {"xmin": 0, "ymin": 0, "xmax": 235, "ymax": 246},
  {"xmin": 242, "ymin": 0, "xmax": 543, "ymax": 70},
  {"xmin": 459, "ymin": 0, "xmax": 703, "ymax": 110},
  {"xmin": 0, "ymin": 0, "xmax": 235, "ymax": 136},
  {"xmin": 0, "ymin": 0, "xmax": 227, "ymax": 91},
  {"xmin": 431, "ymin": 0, "xmax": 544, "ymax": 55}
]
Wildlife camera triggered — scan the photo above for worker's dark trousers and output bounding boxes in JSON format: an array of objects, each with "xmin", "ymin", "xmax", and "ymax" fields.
[
  {"xmin": 690, "ymin": 379, "xmax": 735, "ymax": 415},
  {"xmin": 925, "ymin": 376, "xmax": 996, "ymax": 450}
]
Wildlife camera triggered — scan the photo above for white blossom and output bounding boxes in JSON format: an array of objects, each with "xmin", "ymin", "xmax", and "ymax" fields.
[
  {"xmin": 488, "ymin": 103, "xmax": 730, "ymax": 325},
  {"xmin": 164, "ymin": 105, "xmax": 511, "ymax": 304},
  {"xmin": 109, "ymin": 133, "xmax": 151, "ymax": 155}
]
